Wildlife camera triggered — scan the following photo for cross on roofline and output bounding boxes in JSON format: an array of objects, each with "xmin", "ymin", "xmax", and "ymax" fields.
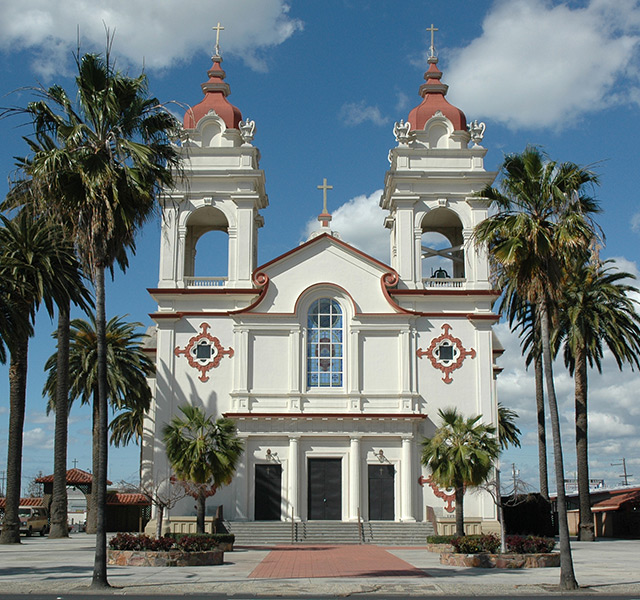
[
  {"xmin": 426, "ymin": 23, "xmax": 438, "ymax": 58},
  {"xmin": 213, "ymin": 22, "xmax": 224, "ymax": 56},
  {"xmin": 317, "ymin": 178, "xmax": 333, "ymax": 215}
]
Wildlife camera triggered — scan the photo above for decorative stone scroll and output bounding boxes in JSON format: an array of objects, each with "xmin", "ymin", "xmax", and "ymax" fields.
[
  {"xmin": 174, "ymin": 322, "xmax": 234, "ymax": 382},
  {"xmin": 419, "ymin": 475, "xmax": 456, "ymax": 513},
  {"xmin": 417, "ymin": 323, "xmax": 475, "ymax": 383}
]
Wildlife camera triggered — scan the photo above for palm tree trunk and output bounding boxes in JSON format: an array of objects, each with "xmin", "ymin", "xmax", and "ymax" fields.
[
  {"xmin": 197, "ymin": 487, "xmax": 206, "ymax": 534},
  {"xmin": 50, "ymin": 301, "xmax": 70, "ymax": 539},
  {"xmin": 91, "ymin": 266, "xmax": 109, "ymax": 588},
  {"xmin": 0, "ymin": 338, "xmax": 29, "ymax": 544},
  {"xmin": 575, "ymin": 344, "xmax": 594, "ymax": 541},
  {"xmin": 534, "ymin": 352, "xmax": 549, "ymax": 499},
  {"xmin": 454, "ymin": 485, "xmax": 465, "ymax": 537},
  {"xmin": 85, "ymin": 392, "xmax": 99, "ymax": 534},
  {"xmin": 539, "ymin": 300, "xmax": 578, "ymax": 590}
]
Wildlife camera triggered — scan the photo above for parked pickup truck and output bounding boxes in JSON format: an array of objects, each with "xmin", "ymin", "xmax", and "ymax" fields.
[{"xmin": 18, "ymin": 506, "xmax": 49, "ymax": 536}]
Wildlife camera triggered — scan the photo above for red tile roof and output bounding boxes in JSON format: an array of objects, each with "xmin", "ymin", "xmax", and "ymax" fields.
[
  {"xmin": 35, "ymin": 468, "xmax": 111, "ymax": 485},
  {"xmin": 0, "ymin": 497, "xmax": 45, "ymax": 509},
  {"xmin": 592, "ymin": 490, "xmax": 640, "ymax": 512},
  {"xmin": 106, "ymin": 493, "xmax": 150, "ymax": 506}
]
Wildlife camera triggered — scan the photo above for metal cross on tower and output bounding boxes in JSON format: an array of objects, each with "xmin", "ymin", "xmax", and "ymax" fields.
[
  {"xmin": 317, "ymin": 178, "xmax": 333, "ymax": 215},
  {"xmin": 213, "ymin": 22, "xmax": 225, "ymax": 56},
  {"xmin": 426, "ymin": 23, "xmax": 438, "ymax": 58}
]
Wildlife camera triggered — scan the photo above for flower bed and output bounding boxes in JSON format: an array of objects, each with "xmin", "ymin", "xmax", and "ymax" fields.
[
  {"xmin": 437, "ymin": 533, "xmax": 558, "ymax": 569},
  {"xmin": 440, "ymin": 551, "xmax": 560, "ymax": 568},
  {"xmin": 107, "ymin": 533, "xmax": 224, "ymax": 567}
]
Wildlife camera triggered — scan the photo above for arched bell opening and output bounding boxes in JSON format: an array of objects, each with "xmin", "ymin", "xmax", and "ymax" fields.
[
  {"xmin": 184, "ymin": 206, "xmax": 229, "ymax": 287},
  {"xmin": 420, "ymin": 208, "xmax": 465, "ymax": 287}
]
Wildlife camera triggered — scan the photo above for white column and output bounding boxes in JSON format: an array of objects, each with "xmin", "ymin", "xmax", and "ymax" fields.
[
  {"xmin": 176, "ymin": 226, "xmax": 187, "ymax": 287},
  {"xmin": 401, "ymin": 435, "xmax": 416, "ymax": 521},
  {"xmin": 349, "ymin": 436, "xmax": 361, "ymax": 521},
  {"xmin": 289, "ymin": 436, "xmax": 300, "ymax": 521}
]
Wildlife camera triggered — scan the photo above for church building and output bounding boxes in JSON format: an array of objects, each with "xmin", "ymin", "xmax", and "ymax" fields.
[{"xmin": 142, "ymin": 31, "xmax": 502, "ymax": 532}]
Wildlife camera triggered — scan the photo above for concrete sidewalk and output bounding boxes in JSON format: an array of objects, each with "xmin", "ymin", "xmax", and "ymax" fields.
[{"xmin": 0, "ymin": 533, "xmax": 638, "ymax": 596}]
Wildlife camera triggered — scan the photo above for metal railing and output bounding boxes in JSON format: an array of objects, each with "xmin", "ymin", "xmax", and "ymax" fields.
[
  {"xmin": 422, "ymin": 277, "xmax": 465, "ymax": 289},
  {"xmin": 184, "ymin": 276, "xmax": 228, "ymax": 288}
]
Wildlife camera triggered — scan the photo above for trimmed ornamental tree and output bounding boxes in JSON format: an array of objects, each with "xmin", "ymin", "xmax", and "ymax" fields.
[
  {"xmin": 163, "ymin": 405, "xmax": 244, "ymax": 534},
  {"xmin": 421, "ymin": 408, "xmax": 499, "ymax": 538}
]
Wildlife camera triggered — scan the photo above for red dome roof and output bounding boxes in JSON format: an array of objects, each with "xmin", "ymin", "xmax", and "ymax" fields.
[
  {"xmin": 407, "ymin": 57, "xmax": 467, "ymax": 132},
  {"xmin": 183, "ymin": 55, "xmax": 242, "ymax": 130}
]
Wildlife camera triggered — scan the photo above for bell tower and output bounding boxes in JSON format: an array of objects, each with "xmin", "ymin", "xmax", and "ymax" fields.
[
  {"xmin": 158, "ymin": 32, "xmax": 268, "ymax": 290},
  {"xmin": 381, "ymin": 28, "xmax": 495, "ymax": 291}
]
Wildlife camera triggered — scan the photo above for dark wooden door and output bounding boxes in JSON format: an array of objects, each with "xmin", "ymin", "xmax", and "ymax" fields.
[
  {"xmin": 308, "ymin": 458, "xmax": 342, "ymax": 520},
  {"xmin": 368, "ymin": 464, "xmax": 395, "ymax": 520},
  {"xmin": 255, "ymin": 464, "xmax": 282, "ymax": 520}
]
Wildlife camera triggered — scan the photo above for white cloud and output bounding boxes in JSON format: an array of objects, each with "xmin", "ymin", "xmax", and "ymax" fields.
[
  {"xmin": 304, "ymin": 190, "xmax": 390, "ymax": 262},
  {"xmin": 339, "ymin": 102, "xmax": 389, "ymax": 127},
  {"xmin": 446, "ymin": 0, "xmax": 640, "ymax": 129},
  {"xmin": 23, "ymin": 427, "xmax": 53, "ymax": 449},
  {"xmin": 0, "ymin": 0, "xmax": 303, "ymax": 78},
  {"xmin": 632, "ymin": 212, "xmax": 640, "ymax": 233}
]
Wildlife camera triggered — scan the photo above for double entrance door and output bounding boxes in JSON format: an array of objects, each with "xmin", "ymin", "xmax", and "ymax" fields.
[{"xmin": 308, "ymin": 458, "xmax": 342, "ymax": 520}]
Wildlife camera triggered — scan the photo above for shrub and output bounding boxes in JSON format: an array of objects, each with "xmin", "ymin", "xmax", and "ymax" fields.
[
  {"xmin": 167, "ymin": 532, "xmax": 234, "ymax": 545},
  {"xmin": 451, "ymin": 534, "xmax": 501, "ymax": 554},
  {"xmin": 108, "ymin": 533, "xmax": 174, "ymax": 551},
  {"xmin": 426, "ymin": 535, "xmax": 456, "ymax": 544},
  {"xmin": 506, "ymin": 534, "xmax": 555, "ymax": 554}
]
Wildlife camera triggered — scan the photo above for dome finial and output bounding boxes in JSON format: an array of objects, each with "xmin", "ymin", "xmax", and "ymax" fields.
[
  {"xmin": 212, "ymin": 22, "xmax": 224, "ymax": 58},
  {"xmin": 426, "ymin": 23, "xmax": 438, "ymax": 60}
]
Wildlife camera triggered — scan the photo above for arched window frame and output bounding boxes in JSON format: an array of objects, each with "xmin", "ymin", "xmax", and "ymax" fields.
[{"xmin": 306, "ymin": 298, "xmax": 344, "ymax": 389}]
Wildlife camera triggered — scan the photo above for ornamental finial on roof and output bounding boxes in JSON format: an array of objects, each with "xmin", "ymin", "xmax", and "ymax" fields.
[
  {"xmin": 426, "ymin": 24, "xmax": 438, "ymax": 59},
  {"xmin": 212, "ymin": 22, "xmax": 224, "ymax": 57}
]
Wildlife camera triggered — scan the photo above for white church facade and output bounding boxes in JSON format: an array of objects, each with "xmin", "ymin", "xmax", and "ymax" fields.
[{"xmin": 142, "ymin": 37, "xmax": 502, "ymax": 530}]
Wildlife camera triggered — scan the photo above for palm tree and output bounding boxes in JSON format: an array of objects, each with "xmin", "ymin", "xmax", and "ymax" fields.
[
  {"xmin": 474, "ymin": 145, "xmax": 599, "ymax": 590},
  {"xmin": 421, "ymin": 407, "xmax": 499, "ymax": 537},
  {"xmin": 499, "ymin": 287, "xmax": 549, "ymax": 498},
  {"xmin": 44, "ymin": 315, "xmax": 154, "ymax": 533},
  {"xmin": 19, "ymin": 48, "xmax": 179, "ymax": 586},
  {"xmin": 0, "ymin": 213, "xmax": 87, "ymax": 544},
  {"xmin": 163, "ymin": 405, "xmax": 244, "ymax": 534},
  {"xmin": 497, "ymin": 402, "xmax": 522, "ymax": 451},
  {"xmin": 556, "ymin": 259, "xmax": 640, "ymax": 541}
]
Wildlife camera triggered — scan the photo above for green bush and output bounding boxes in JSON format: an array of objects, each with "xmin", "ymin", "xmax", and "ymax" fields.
[
  {"xmin": 451, "ymin": 534, "xmax": 501, "ymax": 554},
  {"xmin": 426, "ymin": 535, "xmax": 457, "ymax": 544},
  {"xmin": 167, "ymin": 532, "xmax": 235, "ymax": 545},
  {"xmin": 506, "ymin": 534, "xmax": 555, "ymax": 553},
  {"xmin": 108, "ymin": 532, "xmax": 232, "ymax": 552}
]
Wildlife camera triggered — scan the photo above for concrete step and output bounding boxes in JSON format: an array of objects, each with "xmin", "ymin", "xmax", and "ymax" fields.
[{"xmin": 225, "ymin": 520, "xmax": 434, "ymax": 546}]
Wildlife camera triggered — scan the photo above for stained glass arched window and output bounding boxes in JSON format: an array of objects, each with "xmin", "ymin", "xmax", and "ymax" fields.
[{"xmin": 307, "ymin": 299, "xmax": 343, "ymax": 388}]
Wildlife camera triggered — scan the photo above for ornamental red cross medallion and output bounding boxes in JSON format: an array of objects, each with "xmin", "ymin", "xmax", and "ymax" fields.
[
  {"xmin": 417, "ymin": 323, "xmax": 475, "ymax": 384},
  {"xmin": 174, "ymin": 322, "xmax": 234, "ymax": 382}
]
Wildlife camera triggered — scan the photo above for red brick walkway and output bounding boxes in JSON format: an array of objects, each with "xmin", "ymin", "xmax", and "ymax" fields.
[{"xmin": 248, "ymin": 545, "xmax": 428, "ymax": 579}]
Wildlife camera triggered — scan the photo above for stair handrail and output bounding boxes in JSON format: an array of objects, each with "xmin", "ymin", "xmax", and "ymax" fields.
[
  {"xmin": 290, "ymin": 505, "xmax": 295, "ymax": 544},
  {"xmin": 357, "ymin": 506, "xmax": 364, "ymax": 544}
]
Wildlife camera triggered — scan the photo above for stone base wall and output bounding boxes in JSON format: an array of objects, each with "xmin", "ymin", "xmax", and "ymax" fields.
[
  {"xmin": 440, "ymin": 552, "xmax": 560, "ymax": 569},
  {"xmin": 426, "ymin": 543, "xmax": 454, "ymax": 553},
  {"xmin": 108, "ymin": 549, "xmax": 223, "ymax": 567}
]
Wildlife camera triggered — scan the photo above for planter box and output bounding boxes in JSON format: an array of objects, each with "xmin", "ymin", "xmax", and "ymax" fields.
[
  {"xmin": 108, "ymin": 549, "xmax": 224, "ymax": 567},
  {"xmin": 426, "ymin": 543, "xmax": 454, "ymax": 553},
  {"xmin": 440, "ymin": 552, "xmax": 560, "ymax": 569}
]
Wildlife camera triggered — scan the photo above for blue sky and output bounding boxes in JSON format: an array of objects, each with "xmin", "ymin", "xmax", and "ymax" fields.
[{"xmin": 1, "ymin": 0, "xmax": 639, "ymax": 494}]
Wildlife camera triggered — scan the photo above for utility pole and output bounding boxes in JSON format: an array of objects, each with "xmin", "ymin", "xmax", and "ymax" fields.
[
  {"xmin": 611, "ymin": 458, "xmax": 632, "ymax": 486},
  {"xmin": 511, "ymin": 463, "xmax": 519, "ymax": 495}
]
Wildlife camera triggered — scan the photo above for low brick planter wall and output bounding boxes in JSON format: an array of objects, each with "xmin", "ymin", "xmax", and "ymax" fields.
[
  {"xmin": 108, "ymin": 549, "xmax": 224, "ymax": 567},
  {"xmin": 440, "ymin": 552, "xmax": 560, "ymax": 569},
  {"xmin": 426, "ymin": 543, "xmax": 454, "ymax": 553}
]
